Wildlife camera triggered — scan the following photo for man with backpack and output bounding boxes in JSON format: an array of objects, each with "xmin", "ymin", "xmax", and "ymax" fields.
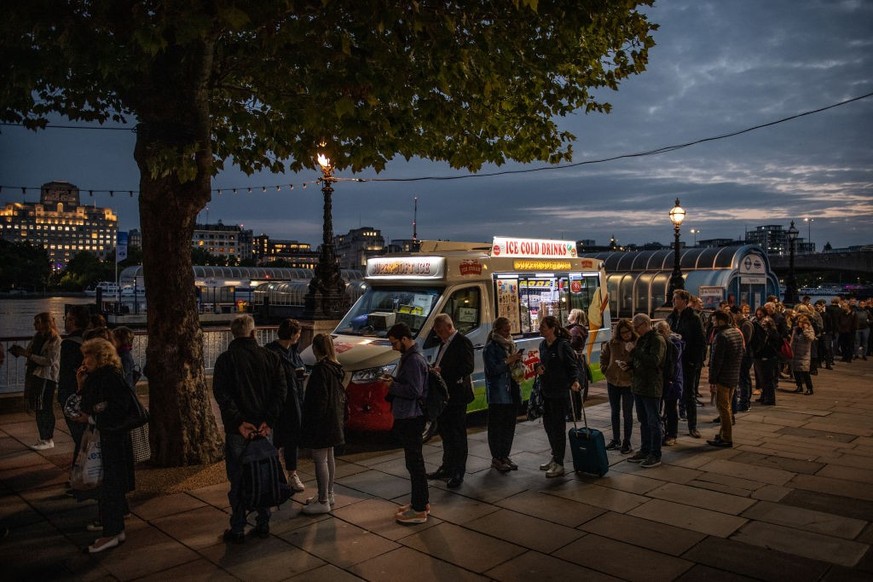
[
  {"xmin": 426, "ymin": 314, "xmax": 474, "ymax": 489},
  {"xmin": 213, "ymin": 315, "xmax": 287, "ymax": 543},
  {"xmin": 384, "ymin": 322, "xmax": 430, "ymax": 525}
]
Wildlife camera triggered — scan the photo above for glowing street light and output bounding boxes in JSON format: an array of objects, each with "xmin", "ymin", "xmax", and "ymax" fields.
[
  {"xmin": 666, "ymin": 198, "xmax": 686, "ymax": 306},
  {"xmin": 785, "ymin": 220, "xmax": 800, "ymax": 305}
]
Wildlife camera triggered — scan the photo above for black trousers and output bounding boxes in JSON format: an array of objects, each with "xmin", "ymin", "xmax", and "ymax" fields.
[
  {"xmin": 437, "ymin": 404, "xmax": 469, "ymax": 478},
  {"xmin": 487, "ymin": 404, "xmax": 517, "ymax": 460},
  {"xmin": 543, "ymin": 396, "xmax": 568, "ymax": 466},
  {"xmin": 394, "ymin": 416, "xmax": 429, "ymax": 512}
]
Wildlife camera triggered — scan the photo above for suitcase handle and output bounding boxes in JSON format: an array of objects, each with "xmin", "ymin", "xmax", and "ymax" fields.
[{"xmin": 569, "ymin": 388, "xmax": 589, "ymax": 432}]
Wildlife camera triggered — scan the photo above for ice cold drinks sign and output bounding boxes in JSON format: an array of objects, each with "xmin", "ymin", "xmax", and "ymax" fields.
[{"xmin": 491, "ymin": 237, "xmax": 578, "ymax": 259}]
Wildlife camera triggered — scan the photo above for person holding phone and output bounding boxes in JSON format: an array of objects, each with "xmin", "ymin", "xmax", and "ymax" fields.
[
  {"xmin": 483, "ymin": 317, "xmax": 523, "ymax": 472},
  {"xmin": 600, "ymin": 319, "xmax": 638, "ymax": 454}
]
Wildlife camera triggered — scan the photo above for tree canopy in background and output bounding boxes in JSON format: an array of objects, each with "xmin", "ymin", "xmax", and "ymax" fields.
[{"xmin": 1, "ymin": 1, "xmax": 657, "ymax": 465}]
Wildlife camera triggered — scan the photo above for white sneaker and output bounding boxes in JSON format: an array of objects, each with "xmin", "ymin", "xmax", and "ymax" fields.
[
  {"xmin": 545, "ymin": 463, "xmax": 565, "ymax": 478},
  {"xmin": 288, "ymin": 472, "xmax": 305, "ymax": 492},
  {"xmin": 301, "ymin": 498, "xmax": 331, "ymax": 515},
  {"xmin": 30, "ymin": 439, "xmax": 55, "ymax": 451}
]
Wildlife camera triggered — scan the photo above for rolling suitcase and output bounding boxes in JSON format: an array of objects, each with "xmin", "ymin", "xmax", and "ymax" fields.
[{"xmin": 568, "ymin": 391, "xmax": 609, "ymax": 477}]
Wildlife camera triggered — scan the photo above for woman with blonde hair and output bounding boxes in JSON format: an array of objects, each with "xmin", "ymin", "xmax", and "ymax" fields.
[
  {"xmin": 75, "ymin": 338, "xmax": 136, "ymax": 553},
  {"xmin": 299, "ymin": 334, "xmax": 346, "ymax": 515},
  {"xmin": 9, "ymin": 312, "xmax": 61, "ymax": 450}
]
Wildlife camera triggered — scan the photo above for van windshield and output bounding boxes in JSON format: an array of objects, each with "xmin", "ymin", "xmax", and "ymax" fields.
[{"xmin": 334, "ymin": 286, "xmax": 444, "ymax": 337}]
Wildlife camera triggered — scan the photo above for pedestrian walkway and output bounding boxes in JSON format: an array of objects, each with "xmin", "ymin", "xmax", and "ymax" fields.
[{"xmin": 1, "ymin": 359, "xmax": 872, "ymax": 580}]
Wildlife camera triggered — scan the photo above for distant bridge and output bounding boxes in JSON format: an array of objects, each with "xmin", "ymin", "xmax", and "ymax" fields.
[{"xmin": 769, "ymin": 250, "xmax": 873, "ymax": 274}]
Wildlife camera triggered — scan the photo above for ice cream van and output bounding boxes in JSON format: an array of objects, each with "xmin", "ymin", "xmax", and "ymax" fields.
[{"xmin": 309, "ymin": 237, "xmax": 612, "ymax": 433}]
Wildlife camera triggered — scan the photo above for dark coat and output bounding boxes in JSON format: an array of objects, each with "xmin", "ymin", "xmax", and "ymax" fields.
[
  {"xmin": 436, "ymin": 332, "xmax": 475, "ymax": 406},
  {"xmin": 57, "ymin": 331, "xmax": 84, "ymax": 402},
  {"xmin": 709, "ymin": 325, "xmax": 745, "ymax": 388},
  {"xmin": 264, "ymin": 340, "xmax": 304, "ymax": 446},
  {"xmin": 667, "ymin": 307, "xmax": 706, "ymax": 369},
  {"xmin": 538, "ymin": 337, "xmax": 580, "ymax": 400},
  {"xmin": 630, "ymin": 330, "xmax": 666, "ymax": 398},
  {"xmin": 299, "ymin": 359, "xmax": 346, "ymax": 449},
  {"xmin": 213, "ymin": 337, "xmax": 287, "ymax": 435},
  {"xmin": 80, "ymin": 365, "xmax": 135, "ymax": 493}
]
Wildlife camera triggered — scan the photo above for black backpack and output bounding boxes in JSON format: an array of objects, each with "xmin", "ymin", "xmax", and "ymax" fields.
[
  {"xmin": 418, "ymin": 354, "xmax": 449, "ymax": 422},
  {"xmin": 663, "ymin": 338, "xmax": 678, "ymax": 384},
  {"xmin": 239, "ymin": 437, "xmax": 292, "ymax": 510}
]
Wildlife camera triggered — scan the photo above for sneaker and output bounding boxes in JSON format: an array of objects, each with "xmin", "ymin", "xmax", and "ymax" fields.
[
  {"xmin": 491, "ymin": 458, "xmax": 512, "ymax": 472},
  {"xmin": 663, "ymin": 437, "xmax": 677, "ymax": 446},
  {"xmin": 328, "ymin": 491, "xmax": 336, "ymax": 506},
  {"xmin": 222, "ymin": 529, "xmax": 245, "ymax": 544},
  {"xmin": 539, "ymin": 460, "xmax": 556, "ymax": 471},
  {"xmin": 86, "ymin": 520, "xmax": 102, "ymax": 532},
  {"xmin": 706, "ymin": 437, "xmax": 733, "ymax": 448},
  {"xmin": 502, "ymin": 458, "xmax": 519, "ymax": 471},
  {"xmin": 605, "ymin": 440, "xmax": 621, "ymax": 451},
  {"xmin": 288, "ymin": 472, "xmax": 305, "ymax": 492},
  {"xmin": 545, "ymin": 464, "xmax": 565, "ymax": 478},
  {"xmin": 640, "ymin": 455, "xmax": 662, "ymax": 468},
  {"xmin": 627, "ymin": 452, "xmax": 647, "ymax": 463},
  {"xmin": 301, "ymin": 498, "xmax": 331, "ymax": 515},
  {"xmin": 620, "ymin": 442, "xmax": 633, "ymax": 455},
  {"xmin": 30, "ymin": 439, "xmax": 54, "ymax": 451},
  {"xmin": 395, "ymin": 508, "xmax": 428, "ymax": 525},
  {"xmin": 253, "ymin": 523, "xmax": 270, "ymax": 538},
  {"xmin": 395, "ymin": 502, "xmax": 431, "ymax": 516}
]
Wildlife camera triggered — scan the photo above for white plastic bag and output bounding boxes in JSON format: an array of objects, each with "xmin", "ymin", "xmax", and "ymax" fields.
[{"xmin": 71, "ymin": 426, "xmax": 103, "ymax": 490}]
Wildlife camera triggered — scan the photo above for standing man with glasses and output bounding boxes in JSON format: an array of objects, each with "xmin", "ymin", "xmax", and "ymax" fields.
[
  {"xmin": 667, "ymin": 290, "xmax": 706, "ymax": 439},
  {"xmin": 383, "ymin": 322, "xmax": 430, "ymax": 524},
  {"xmin": 624, "ymin": 314, "xmax": 666, "ymax": 468}
]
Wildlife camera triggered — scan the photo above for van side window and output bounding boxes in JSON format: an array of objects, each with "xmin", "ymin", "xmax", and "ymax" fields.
[{"xmin": 443, "ymin": 286, "xmax": 481, "ymax": 334}]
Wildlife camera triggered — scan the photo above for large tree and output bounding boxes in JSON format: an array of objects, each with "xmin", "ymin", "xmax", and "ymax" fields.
[{"xmin": 1, "ymin": 1, "xmax": 656, "ymax": 465}]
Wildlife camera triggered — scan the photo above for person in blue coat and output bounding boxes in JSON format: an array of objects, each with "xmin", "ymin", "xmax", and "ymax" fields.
[{"xmin": 484, "ymin": 317, "xmax": 524, "ymax": 473}]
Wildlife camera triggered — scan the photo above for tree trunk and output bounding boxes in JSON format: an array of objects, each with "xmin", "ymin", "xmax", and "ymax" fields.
[{"xmin": 133, "ymin": 41, "xmax": 223, "ymax": 466}]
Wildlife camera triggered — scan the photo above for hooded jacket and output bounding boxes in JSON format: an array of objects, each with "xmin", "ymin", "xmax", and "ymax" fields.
[
  {"xmin": 299, "ymin": 359, "xmax": 346, "ymax": 449},
  {"xmin": 213, "ymin": 337, "xmax": 287, "ymax": 434}
]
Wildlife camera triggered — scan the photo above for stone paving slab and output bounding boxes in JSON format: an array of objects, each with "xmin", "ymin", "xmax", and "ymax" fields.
[
  {"xmin": 464, "ymin": 507, "xmax": 585, "ymax": 554},
  {"xmin": 578, "ymin": 511, "xmax": 706, "ymax": 556},
  {"xmin": 279, "ymin": 517, "xmax": 401, "ymax": 569},
  {"xmin": 197, "ymin": 535, "xmax": 325, "ymax": 581},
  {"xmin": 790, "ymin": 473, "xmax": 873, "ymax": 502},
  {"xmin": 646, "ymin": 482, "xmax": 757, "ymax": 515},
  {"xmin": 350, "ymin": 546, "xmax": 488, "ymax": 582},
  {"xmin": 552, "ymin": 533, "xmax": 694, "ymax": 581},
  {"xmin": 682, "ymin": 536, "xmax": 832, "ymax": 581},
  {"xmin": 400, "ymin": 521, "xmax": 526, "ymax": 573},
  {"xmin": 740, "ymin": 499, "xmax": 867, "ymax": 539},
  {"xmin": 731, "ymin": 520, "xmax": 869, "ymax": 567},
  {"xmin": 484, "ymin": 549, "xmax": 624, "ymax": 582},
  {"xmin": 780, "ymin": 489, "xmax": 873, "ymax": 522},
  {"xmin": 494, "ymin": 489, "xmax": 606, "ymax": 528},
  {"xmin": 629, "ymin": 499, "xmax": 748, "ymax": 537}
]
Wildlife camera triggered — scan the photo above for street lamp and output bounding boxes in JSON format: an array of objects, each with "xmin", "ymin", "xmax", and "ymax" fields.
[
  {"xmin": 690, "ymin": 228, "xmax": 701, "ymax": 246},
  {"xmin": 803, "ymin": 217, "xmax": 814, "ymax": 251},
  {"xmin": 303, "ymin": 148, "xmax": 348, "ymax": 319},
  {"xmin": 784, "ymin": 220, "xmax": 799, "ymax": 305},
  {"xmin": 665, "ymin": 198, "xmax": 686, "ymax": 306}
]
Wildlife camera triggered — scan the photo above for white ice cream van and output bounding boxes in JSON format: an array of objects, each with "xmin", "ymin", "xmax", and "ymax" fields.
[{"xmin": 308, "ymin": 237, "xmax": 611, "ymax": 433}]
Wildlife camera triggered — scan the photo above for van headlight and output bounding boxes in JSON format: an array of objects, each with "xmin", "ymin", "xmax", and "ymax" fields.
[{"xmin": 351, "ymin": 364, "xmax": 397, "ymax": 383}]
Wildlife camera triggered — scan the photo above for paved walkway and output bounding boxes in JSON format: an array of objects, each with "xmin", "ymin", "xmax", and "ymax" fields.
[{"xmin": 2, "ymin": 359, "xmax": 872, "ymax": 581}]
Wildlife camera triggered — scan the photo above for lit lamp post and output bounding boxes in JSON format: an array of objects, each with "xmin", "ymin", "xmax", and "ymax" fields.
[
  {"xmin": 690, "ymin": 228, "xmax": 701, "ymax": 246},
  {"xmin": 784, "ymin": 220, "xmax": 799, "ymax": 305},
  {"xmin": 303, "ymin": 150, "xmax": 348, "ymax": 319},
  {"xmin": 665, "ymin": 198, "xmax": 686, "ymax": 306},
  {"xmin": 803, "ymin": 217, "xmax": 814, "ymax": 251}
]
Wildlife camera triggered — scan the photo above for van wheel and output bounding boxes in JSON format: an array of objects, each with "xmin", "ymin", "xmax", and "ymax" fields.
[{"xmin": 422, "ymin": 419, "xmax": 438, "ymax": 443}]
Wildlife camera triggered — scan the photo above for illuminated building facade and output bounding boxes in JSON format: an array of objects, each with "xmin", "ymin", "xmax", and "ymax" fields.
[{"xmin": 0, "ymin": 181, "xmax": 118, "ymax": 269}]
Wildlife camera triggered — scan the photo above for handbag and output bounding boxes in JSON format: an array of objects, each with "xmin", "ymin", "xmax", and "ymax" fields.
[
  {"xmin": 527, "ymin": 376, "xmax": 544, "ymax": 421},
  {"xmin": 71, "ymin": 426, "xmax": 103, "ymax": 490},
  {"xmin": 780, "ymin": 339, "xmax": 794, "ymax": 361},
  {"xmin": 130, "ymin": 424, "xmax": 151, "ymax": 463},
  {"xmin": 103, "ymin": 381, "xmax": 150, "ymax": 432}
]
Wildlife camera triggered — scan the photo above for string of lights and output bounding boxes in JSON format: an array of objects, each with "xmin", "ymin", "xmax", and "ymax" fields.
[{"xmin": 2, "ymin": 90, "xmax": 871, "ymax": 197}]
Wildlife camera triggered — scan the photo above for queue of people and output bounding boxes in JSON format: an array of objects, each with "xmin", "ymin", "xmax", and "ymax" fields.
[{"xmin": 16, "ymin": 294, "xmax": 865, "ymax": 549}]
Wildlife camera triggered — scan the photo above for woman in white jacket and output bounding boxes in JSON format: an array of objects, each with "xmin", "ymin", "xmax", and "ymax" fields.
[{"xmin": 10, "ymin": 312, "xmax": 61, "ymax": 450}]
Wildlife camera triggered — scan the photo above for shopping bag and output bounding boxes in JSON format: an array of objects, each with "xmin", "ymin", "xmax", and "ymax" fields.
[
  {"xmin": 71, "ymin": 426, "xmax": 103, "ymax": 490},
  {"xmin": 130, "ymin": 424, "xmax": 151, "ymax": 463}
]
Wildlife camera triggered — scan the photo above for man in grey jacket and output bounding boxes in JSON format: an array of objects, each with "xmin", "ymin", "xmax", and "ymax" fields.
[{"xmin": 707, "ymin": 311, "xmax": 745, "ymax": 448}]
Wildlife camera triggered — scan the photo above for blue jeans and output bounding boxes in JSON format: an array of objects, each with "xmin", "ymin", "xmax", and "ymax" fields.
[
  {"xmin": 606, "ymin": 383, "xmax": 634, "ymax": 444},
  {"xmin": 634, "ymin": 395, "xmax": 662, "ymax": 459},
  {"xmin": 225, "ymin": 433, "xmax": 271, "ymax": 533}
]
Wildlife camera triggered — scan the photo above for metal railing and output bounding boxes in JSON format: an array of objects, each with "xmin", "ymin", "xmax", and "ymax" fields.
[{"xmin": 0, "ymin": 326, "xmax": 279, "ymax": 394}]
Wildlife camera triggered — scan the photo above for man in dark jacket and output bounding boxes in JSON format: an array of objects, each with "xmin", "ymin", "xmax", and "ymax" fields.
[
  {"xmin": 384, "ymin": 322, "xmax": 430, "ymax": 525},
  {"xmin": 667, "ymin": 290, "xmax": 706, "ymax": 438},
  {"xmin": 213, "ymin": 315, "xmax": 286, "ymax": 543},
  {"xmin": 707, "ymin": 311, "xmax": 745, "ymax": 448},
  {"xmin": 627, "ymin": 314, "xmax": 666, "ymax": 468},
  {"xmin": 427, "ymin": 314, "xmax": 474, "ymax": 489}
]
